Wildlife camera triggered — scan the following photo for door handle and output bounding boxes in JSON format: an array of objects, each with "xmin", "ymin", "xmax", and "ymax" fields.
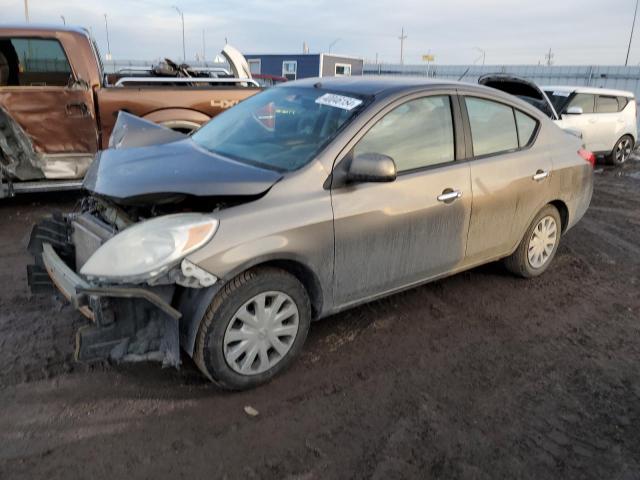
[
  {"xmin": 65, "ymin": 102, "xmax": 90, "ymax": 117},
  {"xmin": 532, "ymin": 170, "xmax": 549, "ymax": 181},
  {"xmin": 437, "ymin": 189, "xmax": 463, "ymax": 203}
]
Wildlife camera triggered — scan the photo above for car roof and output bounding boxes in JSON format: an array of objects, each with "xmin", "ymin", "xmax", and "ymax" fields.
[
  {"xmin": 287, "ymin": 76, "xmax": 474, "ymax": 96},
  {"xmin": 0, "ymin": 23, "xmax": 90, "ymax": 36},
  {"xmin": 543, "ymin": 85, "xmax": 635, "ymax": 98}
]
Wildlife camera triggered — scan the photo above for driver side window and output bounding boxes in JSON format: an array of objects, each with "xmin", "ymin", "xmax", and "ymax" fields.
[{"xmin": 353, "ymin": 96, "xmax": 455, "ymax": 172}]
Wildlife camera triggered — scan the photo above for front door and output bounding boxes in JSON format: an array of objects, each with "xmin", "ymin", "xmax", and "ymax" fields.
[
  {"xmin": 557, "ymin": 93, "xmax": 602, "ymax": 152},
  {"xmin": 0, "ymin": 36, "xmax": 98, "ymax": 180},
  {"xmin": 331, "ymin": 94, "xmax": 472, "ymax": 307}
]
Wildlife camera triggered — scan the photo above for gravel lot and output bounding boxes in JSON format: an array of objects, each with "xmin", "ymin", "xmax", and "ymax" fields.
[{"xmin": 0, "ymin": 159, "xmax": 639, "ymax": 479}]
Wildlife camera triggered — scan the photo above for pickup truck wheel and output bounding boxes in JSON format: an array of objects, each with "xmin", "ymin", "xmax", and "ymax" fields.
[
  {"xmin": 608, "ymin": 135, "xmax": 634, "ymax": 166},
  {"xmin": 194, "ymin": 267, "xmax": 311, "ymax": 390},
  {"xmin": 504, "ymin": 205, "xmax": 561, "ymax": 278}
]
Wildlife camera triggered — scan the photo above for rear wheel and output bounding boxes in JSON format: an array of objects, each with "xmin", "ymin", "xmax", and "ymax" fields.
[
  {"xmin": 194, "ymin": 267, "xmax": 311, "ymax": 390},
  {"xmin": 608, "ymin": 135, "xmax": 634, "ymax": 166},
  {"xmin": 504, "ymin": 205, "xmax": 561, "ymax": 278}
]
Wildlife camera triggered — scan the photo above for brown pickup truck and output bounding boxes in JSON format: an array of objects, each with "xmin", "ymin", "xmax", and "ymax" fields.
[{"xmin": 0, "ymin": 25, "xmax": 260, "ymax": 198}]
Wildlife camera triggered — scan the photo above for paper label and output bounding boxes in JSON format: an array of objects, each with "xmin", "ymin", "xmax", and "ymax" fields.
[{"xmin": 315, "ymin": 93, "xmax": 363, "ymax": 111}]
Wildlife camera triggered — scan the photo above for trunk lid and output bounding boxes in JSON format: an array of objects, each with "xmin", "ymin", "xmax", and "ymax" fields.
[{"xmin": 478, "ymin": 74, "xmax": 559, "ymax": 120}]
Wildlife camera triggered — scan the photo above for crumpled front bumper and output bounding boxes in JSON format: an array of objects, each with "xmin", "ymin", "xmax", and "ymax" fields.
[{"xmin": 27, "ymin": 216, "xmax": 182, "ymax": 368}]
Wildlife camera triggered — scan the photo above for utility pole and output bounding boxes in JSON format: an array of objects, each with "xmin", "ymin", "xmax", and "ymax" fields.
[
  {"xmin": 173, "ymin": 6, "xmax": 186, "ymax": 62},
  {"xmin": 104, "ymin": 14, "xmax": 112, "ymax": 61},
  {"xmin": 545, "ymin": 48, "xmax": 554, "ymax": 66},
  {"xmin": 626, "ymin": 0, "xmax": 639, "ymax": 65},
  {"xmin": 398, "ymin": 27, "xmax": 407, "ymax": 65},
  {"xmin": 24, "ymin": 0, "xmax": 29, "ymax": 22},
  {"xmin": 202, "ymin": 29, "xmax": 206, "ymax": 61}
]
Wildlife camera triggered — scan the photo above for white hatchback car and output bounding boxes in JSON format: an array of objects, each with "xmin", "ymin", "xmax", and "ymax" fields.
[{"xmin": 480, "ymin": 75, "xmax": 637, "ymax": 165}]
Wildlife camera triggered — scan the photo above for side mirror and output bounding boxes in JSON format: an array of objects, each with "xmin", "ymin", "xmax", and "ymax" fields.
[
  {"xmin": 565, "ymin": 106, "xmax": 584, "ymax": 115},
  {"xmin": 347, "ymin": 153, "xmax": 397, "ymax": 183}
]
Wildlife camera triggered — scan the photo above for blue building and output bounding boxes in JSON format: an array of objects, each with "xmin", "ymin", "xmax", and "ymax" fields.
[{"xmin": 245, "ymin": 53, "xmax": 364, "ymax": 80}]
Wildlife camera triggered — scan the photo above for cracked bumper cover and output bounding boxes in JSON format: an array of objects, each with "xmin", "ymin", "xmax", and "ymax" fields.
[{"xmin": 35, "ymin": 241, "xmax": 183, "ymax": 368}]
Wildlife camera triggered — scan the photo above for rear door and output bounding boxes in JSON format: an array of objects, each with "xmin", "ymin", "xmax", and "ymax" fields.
[
  {"xmin": 331, "ymin": 93, "xmax": 472, "ymax": 306},
  {"xmin": 594, "ymin": 95, "xmax": 624, "ymax": 151},
  {"xmin": 462, "ymin": 95, "xmax": 552, "ymax": 263},
  {"xmin": 0, "ymin": 36, "xmax": 98, "ymax": 180}
]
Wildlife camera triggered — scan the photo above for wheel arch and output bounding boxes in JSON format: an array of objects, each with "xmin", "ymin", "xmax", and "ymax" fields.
[
  {"xmin": 234, "ymin": 258, "xmax": 324, "ymax": 320},
  {"xmin": 176, "ymin": 256, "xmax": 325, "ymax": 359},
  {"xmin": 141, "ymin": 108, "xmax": 211, "ymax": 133},
  {"xmin": 548, "ymin": 199, "xmax": 569, "ymax": 233}
]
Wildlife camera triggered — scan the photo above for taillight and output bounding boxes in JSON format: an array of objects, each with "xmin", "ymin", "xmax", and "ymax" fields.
[{"xmin": 578, "ymin": 148, "xmax": 596, "ymax": 168}]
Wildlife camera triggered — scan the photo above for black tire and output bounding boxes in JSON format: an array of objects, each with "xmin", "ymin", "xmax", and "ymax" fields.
[
  {"xmin": 607, "ymin": 135, "xmax": 634, "ymax": 166},
  {"xmin": 193, "ymin": 267, "xmax": 311, "ymax": 390},
  {"xmin": 504, "ymin": 205, "xmax": 562, "ymax": 278}
]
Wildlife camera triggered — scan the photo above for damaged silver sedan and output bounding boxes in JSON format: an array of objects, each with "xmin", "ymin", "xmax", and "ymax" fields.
[{"xmin": 28, "ymin": 77, "xmax": 593, "ymax": 390}]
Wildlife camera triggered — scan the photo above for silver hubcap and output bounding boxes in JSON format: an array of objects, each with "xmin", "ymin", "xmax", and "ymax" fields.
[
  {"xmin": 223, "ymin": 291, "xmax": 299, "ymax": 375},
  {"xmin": 527, "ymin": 216, "xmax": 558, "ymax": 269},
  {"xmin": 615, "ymin": 138, "xmax": 632, "ymax": 163}
]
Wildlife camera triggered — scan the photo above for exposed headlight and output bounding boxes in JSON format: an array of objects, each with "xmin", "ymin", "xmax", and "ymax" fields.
[{"xmin": 80, "ymin": 213, "xmax": 218, "ymax": 283}]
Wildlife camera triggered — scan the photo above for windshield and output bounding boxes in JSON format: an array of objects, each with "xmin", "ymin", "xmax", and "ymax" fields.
[
  {"xmin": 192, "ymin": 87, "xmax": 367, "ymax": 171},
  {"xmin": 544, "ymin": 90, "xmax": 572, "ymax": 114}
]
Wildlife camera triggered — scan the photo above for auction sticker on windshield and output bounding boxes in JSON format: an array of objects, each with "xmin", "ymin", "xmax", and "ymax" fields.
[{"xmin": 315, "ymin": 93, "xmax": 363, "ymax": 111}]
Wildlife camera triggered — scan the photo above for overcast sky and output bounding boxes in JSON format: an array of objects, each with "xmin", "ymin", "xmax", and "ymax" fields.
[{"xmin": 3, "ymin": 0, "xmax": 640, "ymax": 65}]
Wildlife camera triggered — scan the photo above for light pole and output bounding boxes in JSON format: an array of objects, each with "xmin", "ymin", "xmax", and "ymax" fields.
[
  {"xmin": 60, "ymin": 15, "xmax": 66, "ymax": 25},
  {"xmin": 24, "ymin": 0, "xmax": 29, "ymax": 22},
  {"xmin": 104, "ymin": 14, "xmax": 112, "ymax": 61},
  {"xmin": 328, "ymin": 38, "xmax": 340, "ymax": 53},
  {"xmin": 398, "ymin": 27, "xmax": 407, "ymax": 65},
  {"xmin": 173, "ymin": 6, "xmax": 186, "ymax": 62},
  {"xmin": 626, "ymin": 0, "xmax": 639, "ymax": 65},
  {"xmin": 474, "ymin": 47, "xmax": 486, "ymax": 65}
]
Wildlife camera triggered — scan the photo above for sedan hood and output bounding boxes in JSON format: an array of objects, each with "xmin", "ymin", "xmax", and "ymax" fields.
[{"xmin": 83, "ymin": 139, "xmax": 282, "ymax": 205}]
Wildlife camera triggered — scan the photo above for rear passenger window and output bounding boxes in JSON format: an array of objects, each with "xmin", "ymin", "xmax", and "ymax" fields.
[
  {"xmin": 598, "ymin": 96, "xmax": 620, "ymax": 113},
  {"xmin": 354, "ymin": 96, "xmax": 455, "ymax": 172},
  {"xmin": 0, "ymin": 37, "xmax": 72, "ymax": 87},
  {"xmin": 567, "ymin": 94, "xmax": 595, "ymax": 113},
  {"xmin": 465, "ymin": 97, "xmax": 518, "ymax": 156},
  {"xmin": 515, "ymin": 110, "xmax": 538, "ymax": 147}
]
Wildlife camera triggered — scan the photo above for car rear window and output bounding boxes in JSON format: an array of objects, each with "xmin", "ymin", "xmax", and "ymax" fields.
[{"xmin": 465, "ymin": 97, "xmax": 518, "ymax": 156}]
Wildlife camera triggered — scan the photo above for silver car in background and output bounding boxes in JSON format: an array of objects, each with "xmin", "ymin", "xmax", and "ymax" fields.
[{"xmin": 28, "ymin": 77, "xmax": 594, "ymax": 390}]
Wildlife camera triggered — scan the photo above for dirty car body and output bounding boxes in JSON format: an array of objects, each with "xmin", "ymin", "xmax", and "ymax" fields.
[{"xmin": 28, "ymin": 77, "xmax": 593, "ymax": 389}]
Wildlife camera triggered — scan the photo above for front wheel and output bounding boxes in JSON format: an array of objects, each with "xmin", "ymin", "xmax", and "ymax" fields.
[
  {"xmin": 504, "ymin": 205, "xmax": 562, "ymax": 278},
  {"xmin": 194, "ymin": 267, "xmax": 311, "ymax": 390},
  {"xmin": 608, "ymin": 135, "xmax": 634, "ymax": 166}
]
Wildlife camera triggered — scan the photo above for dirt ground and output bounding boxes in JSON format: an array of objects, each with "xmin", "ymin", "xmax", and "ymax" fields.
[{"xmin": 0, "ymin": 158, "xmax": 639, "ymax": 480}]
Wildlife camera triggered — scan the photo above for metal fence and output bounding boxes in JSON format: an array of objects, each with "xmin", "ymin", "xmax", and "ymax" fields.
[{"xmin": 363, "ymin": 64, "xmax": 640, "ymax": 99}]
